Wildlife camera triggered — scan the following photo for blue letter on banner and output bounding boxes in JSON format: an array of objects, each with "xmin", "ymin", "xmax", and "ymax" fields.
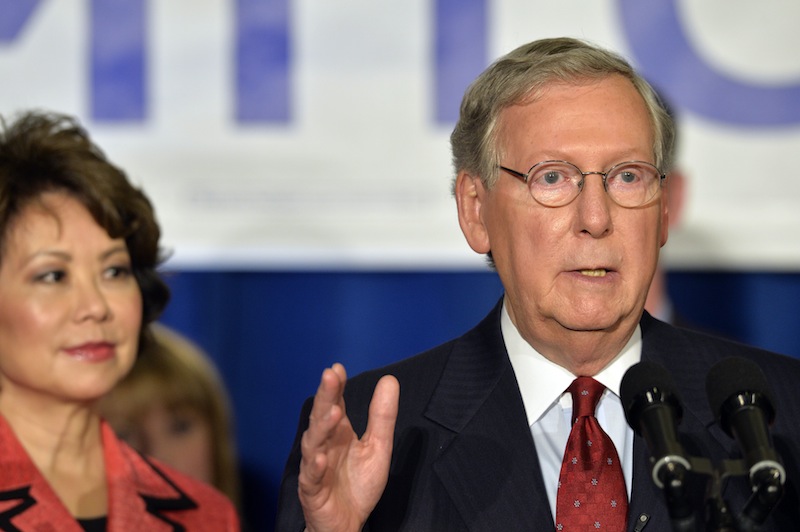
[
  {"xmin": 236, "ymin": 0, "xmax": 291, "ymax": 123},
  {"xmin": 90, "ymin": 0, "xmax": 147, "ymax": 121},
  {"xmin": 434, "ymin": 0, "xmax": 487, "ymax": 124},
  {"xmin": 0, "ymin": 0, "xmax": 42, "ymax": 42},
  {"xmin": 618, "ymin": 0, "xmax": 800, "ymax": 127}
]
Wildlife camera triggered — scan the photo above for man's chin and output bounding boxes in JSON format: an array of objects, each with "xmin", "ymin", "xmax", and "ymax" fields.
[{"xmin": 555, "ymin": 310, "xmax": 626, "ymax": 333}]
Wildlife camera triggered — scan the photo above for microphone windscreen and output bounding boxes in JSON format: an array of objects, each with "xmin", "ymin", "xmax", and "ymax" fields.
[
  {"xmin": 705, "ymin": 357, "xmax": 775, "ymax": 424},
  {"xmin": 620, "ymin": 360, "xmax": 680, "ymax": 424}
]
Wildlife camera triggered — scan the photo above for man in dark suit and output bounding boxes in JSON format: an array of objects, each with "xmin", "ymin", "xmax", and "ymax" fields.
[{"xmin": 276, "ymin": 37, "xmax": 800, "ymax": 531}]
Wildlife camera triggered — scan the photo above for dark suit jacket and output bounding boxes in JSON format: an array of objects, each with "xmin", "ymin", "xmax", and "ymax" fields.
[
  {"xmin": 276, "ymin": 300, "xmax": 800, "ymax": 531},
  {"xmin": 0, "ymin": 417, "xmax": 239, "ymax": 531}
]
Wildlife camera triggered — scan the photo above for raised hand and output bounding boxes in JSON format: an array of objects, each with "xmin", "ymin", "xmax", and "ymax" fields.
[{"xmin": 298, "ymin": 363, "xmax": 400, "ymax": 532}]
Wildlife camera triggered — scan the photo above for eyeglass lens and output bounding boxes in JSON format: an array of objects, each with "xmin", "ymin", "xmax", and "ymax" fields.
[{"xmin": 527, "ymin": 161, "xmax": 661, "ymax": 207}]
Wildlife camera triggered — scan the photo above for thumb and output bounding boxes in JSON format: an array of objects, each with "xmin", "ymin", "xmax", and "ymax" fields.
[{"xmin": 364, "ymin": 375, "xmax": 399, "ymax": 445}]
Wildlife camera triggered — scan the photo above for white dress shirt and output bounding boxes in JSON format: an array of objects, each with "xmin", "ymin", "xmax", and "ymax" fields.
[{"xmin": 500, "ymin": 302, "xmax": 641, "ymax": 521}]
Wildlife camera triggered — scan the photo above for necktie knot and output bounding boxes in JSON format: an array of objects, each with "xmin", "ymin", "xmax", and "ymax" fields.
[{"xmin": 569, "ymin": 376, "xmax": 605, "ymax": 423}]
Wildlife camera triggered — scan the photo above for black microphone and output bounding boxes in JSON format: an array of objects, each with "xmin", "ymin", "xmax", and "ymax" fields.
[
  {"xmin": 622, "ymin": 361, "xmax": 696, "ymax": 531},
  {"xmin": 705, "ymin": 356, "xmax": 785, "ymax": 488},
  {"xmin": 621, "ymin": 360, "xmax": 691, "ymax": 488}
]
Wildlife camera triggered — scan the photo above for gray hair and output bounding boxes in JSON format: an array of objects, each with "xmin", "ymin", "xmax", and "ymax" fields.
[{"xmin": 450, "ymin": 37, "xmax": 675, "ymax": 190}]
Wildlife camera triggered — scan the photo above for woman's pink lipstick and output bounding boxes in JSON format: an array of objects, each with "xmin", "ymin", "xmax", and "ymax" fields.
[{"xmin": 63, "ymin": 342, "xmax": 115, "ymax": 362}]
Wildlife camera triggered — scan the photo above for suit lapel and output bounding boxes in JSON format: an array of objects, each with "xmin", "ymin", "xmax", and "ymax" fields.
[{"xmin": 423, "ymin": 301, "xmax": 554, "ymax": 530}]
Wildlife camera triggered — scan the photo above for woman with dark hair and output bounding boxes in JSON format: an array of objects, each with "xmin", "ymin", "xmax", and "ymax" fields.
[{"xmin": 0, "ymin": 110, "xmax": 239, "ymax": 531}]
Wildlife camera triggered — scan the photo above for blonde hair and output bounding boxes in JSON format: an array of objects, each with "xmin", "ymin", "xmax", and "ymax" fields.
[{"xmin": 97, "ymin": 323, "xmax": 240, "ymax": 507}]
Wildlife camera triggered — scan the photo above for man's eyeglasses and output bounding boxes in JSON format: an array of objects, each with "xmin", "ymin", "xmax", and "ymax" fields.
[{"xmin": 498, "ymin": 160, "xmax": 666, "ymax": 208}]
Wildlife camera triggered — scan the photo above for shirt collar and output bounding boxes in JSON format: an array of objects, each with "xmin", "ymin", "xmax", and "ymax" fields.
[{"xmin": 501, "ymin": 300, "xmax": 642, "ymax": 426}]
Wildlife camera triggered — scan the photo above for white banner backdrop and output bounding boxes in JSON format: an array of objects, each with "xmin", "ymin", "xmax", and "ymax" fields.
[{"xmin": 1, "ymin": 0, "xmax": 799, "ymax": 270}]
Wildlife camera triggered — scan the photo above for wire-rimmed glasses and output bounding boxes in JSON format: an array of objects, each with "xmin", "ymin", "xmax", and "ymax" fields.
[{"xmin": 498, "ymin": 160, "xmax": 666, "ymax": 208}]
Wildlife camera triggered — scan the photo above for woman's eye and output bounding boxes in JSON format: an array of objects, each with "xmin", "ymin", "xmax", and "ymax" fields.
[
  {"xmin": 168, "ymin": 415, "xmax": 196, "ymax": 436},
  {"xmin": 106, "ymin": 265, "xmax": 133, "ymax": 279},
  {"xmin": 36, "ymin": 270, "xmax": 66, "ymax": 283}
]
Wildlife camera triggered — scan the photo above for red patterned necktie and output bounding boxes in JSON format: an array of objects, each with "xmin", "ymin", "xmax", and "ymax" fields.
[{"xmin": 555, "ymin": 376, "xmax": 628, "ymax": 531}]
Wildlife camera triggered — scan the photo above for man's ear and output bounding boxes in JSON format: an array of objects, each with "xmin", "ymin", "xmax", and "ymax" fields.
[
  {"xmin": 455, "ymin": 171, "xmax": 491, "ymax": 254},
  {"xmin": 659, "ymin": 201, "xmax": 669, "ymax": 248},
  {"xmin": 659, "ymin": 170, "xmax": 683, "ymax": 247},
  {"xmin": 666, "ymin": 168, "xmax": 687, "ymax": 228}
]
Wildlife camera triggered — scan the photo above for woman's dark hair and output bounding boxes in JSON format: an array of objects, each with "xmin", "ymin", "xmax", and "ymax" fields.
[{"xmin": 0, "ymin": 110, "xmax": 170, "ymax": 327}]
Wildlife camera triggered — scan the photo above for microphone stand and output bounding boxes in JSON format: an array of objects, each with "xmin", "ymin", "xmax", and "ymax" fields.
[
  {"xmin": 661, "ymin": 455, "xmax": 785, "ymax": 532},
  {"xmin": 658, "ymin": 459, "xmax": 698, "ymax": 532},
  {"xmin": 735, "ymin": 466, "xmax": 785, "ymax": 532},
  {"xmin": 701, "ymin": 458, "xmax": 737, "ymax": 532}
]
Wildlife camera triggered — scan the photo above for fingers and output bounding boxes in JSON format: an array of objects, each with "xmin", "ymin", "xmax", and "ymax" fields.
[
  {"xmin": 300, "ymin": 365, "xmax": 345, "ymax": 487},
  {"xmin": 319, "ymin": 363, "xmax": 347, "ymax": 408},
  {"xmin": 363, "ymin": 375, "xmax": 400, "ymax": 448},
  {"xmin": 330, "ymin": 362, "xmax": 347, "ymax": 383},
  {"xmin": 301, "ymin": 365, "xmax": 399, "ymax": 462},
  {"xmin": 298, "ymin": 367, "xmax": 399, "ymax": 531},
  {"xmin": 303, "ymin": 364, "xmax": 348, "ymax": 451}
]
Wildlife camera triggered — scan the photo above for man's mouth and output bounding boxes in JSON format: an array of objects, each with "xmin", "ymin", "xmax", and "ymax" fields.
[{"xmin": 579, "ymin": 269, "xmax": 608, "ymax": 277}]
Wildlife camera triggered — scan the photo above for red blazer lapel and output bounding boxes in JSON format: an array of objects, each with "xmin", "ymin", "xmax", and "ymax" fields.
[
  {"xmin": 103, "ymin": 422, "xmax": 198, "ymax": 531},
  {"xmin": 103, "ymin": 422, "xmax": 238, "ymax": 531},
  {"xmin": 0, "ymin": 415, "xmax": 84, "ymax": 532},
  {"xmin": 0, "ymin": 418, "xmax": 236, "ymax": 532}
]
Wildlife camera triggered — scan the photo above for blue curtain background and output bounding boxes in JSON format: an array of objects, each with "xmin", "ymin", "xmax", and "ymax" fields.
[{"xmin": 156, "ymin": 269, "xmax": 800, "ymax": 530}]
